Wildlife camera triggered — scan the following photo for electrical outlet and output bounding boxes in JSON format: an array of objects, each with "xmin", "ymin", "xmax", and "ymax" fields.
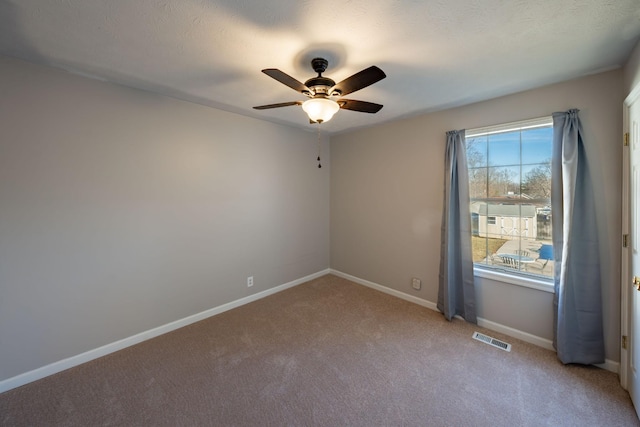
[
  {"xmin": 247, "ymin": 276, "xmax": 254, "ymax": 287},
  {"xmin": 411, "ymin": 277, "xmax": 421, "ymax": 290}
]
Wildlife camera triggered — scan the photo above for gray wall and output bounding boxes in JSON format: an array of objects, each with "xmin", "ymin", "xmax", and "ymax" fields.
[
  {"xmin": 3, "ymin": 41, "xmax": 636, "ymax": 383},
  {"xmin": 624, "ymin": 40, "xmax": 640, "ymax": 95},
  {"xmin": 331, "ymin": 70, "xmax": 622, "ymax": 362},
  {"xmin": 0, "ymin": 56, "xmax": 330, "ymax": 381}
]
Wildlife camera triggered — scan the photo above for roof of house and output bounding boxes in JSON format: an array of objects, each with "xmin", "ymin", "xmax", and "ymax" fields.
[{"xmin": 478, "ymin": 204, "xmax": 537, "ymax": 217}]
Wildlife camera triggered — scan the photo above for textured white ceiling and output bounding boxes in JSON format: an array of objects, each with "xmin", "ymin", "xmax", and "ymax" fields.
[{"xmin": 1, "ymin": 0, "xmax": 639, "ymax": 134}]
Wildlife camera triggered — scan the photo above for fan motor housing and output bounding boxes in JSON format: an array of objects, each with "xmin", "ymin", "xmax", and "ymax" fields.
[{"xmin": 304, "ymin": 76, "xmax": 336, "ymax": 96}]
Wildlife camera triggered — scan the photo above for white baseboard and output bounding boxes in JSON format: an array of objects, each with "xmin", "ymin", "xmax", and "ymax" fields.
[
  {"xmin": 474, "ymin": 317, "xmax": 554, "ymax": 351},
  {"xmin": 0, "ymin": 269, "xmax": 330, "ymax": 394},
  {"xmin": 1, "ymin": 267, "xmax": 618, "ymax": 393},
  {"xmin": 330, "ymin": 270, "xmax": 439, "ymax": 311},
  {"xmin": 330, "ymin": 269, "xmax": 619, "ymax": 374},
  {"xmin": 595, "ymin": 359, "xmax": 620, "ymax": 374}
]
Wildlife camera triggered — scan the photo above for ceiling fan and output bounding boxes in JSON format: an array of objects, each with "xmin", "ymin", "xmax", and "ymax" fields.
[{"xmin": 253, "ymin": 57, "xmax": 386, "ymax": 123}]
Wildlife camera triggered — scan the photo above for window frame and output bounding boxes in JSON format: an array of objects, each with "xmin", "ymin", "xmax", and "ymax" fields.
[
  {"xmin": 466, "ymin": 117, "xmax": 554, "ymax": 292},
  {"xmin": 474, "ymin": 265, "xmax": 554, "ymax": 293}
]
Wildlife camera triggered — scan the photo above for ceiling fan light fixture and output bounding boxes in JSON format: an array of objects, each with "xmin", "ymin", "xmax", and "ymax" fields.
[{"xmin": 302, "ymin": 98, "xmax": 340, "ymax": 123}]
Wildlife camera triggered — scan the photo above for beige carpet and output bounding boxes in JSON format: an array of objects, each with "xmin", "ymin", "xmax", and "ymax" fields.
[{"xmin": 1, "ymin": 274, "xmax": 638, "ymax": 426}]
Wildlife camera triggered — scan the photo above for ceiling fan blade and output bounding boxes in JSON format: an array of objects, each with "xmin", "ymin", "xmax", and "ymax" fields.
[
  {"xmin": 262, "ymin": 69, "xmax": 311, "ymax": 94},
  {"xmin": 253, "ymin": 101, "xmax": 302, "ymax": 110},
  {"xmin": 338, "ymin": 99, "xmax": 383, "ymax": 113},
  {"xmin": 331, "ymin": 66, "xmax": 386, "ymax": 96}
]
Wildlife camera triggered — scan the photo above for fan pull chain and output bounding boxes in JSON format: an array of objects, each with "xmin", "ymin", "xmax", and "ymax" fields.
[{"xmin": 317, "ymin": 124, "xmax": 322, "ymax": 168}]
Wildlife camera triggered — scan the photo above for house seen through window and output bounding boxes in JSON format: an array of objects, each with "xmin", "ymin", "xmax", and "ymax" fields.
[{"xmin": 466, "ymin": 117, "xmax": 554, "ymax": 281}]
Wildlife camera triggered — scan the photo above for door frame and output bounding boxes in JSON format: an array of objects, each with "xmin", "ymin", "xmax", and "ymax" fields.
[{"xmin": 622, "ymin": 84, "xmax": 640, "ymax": 390}]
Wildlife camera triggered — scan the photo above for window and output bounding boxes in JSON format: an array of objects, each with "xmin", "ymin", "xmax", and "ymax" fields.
[{"xmin": 466, "ymin": 117, "xmax": 554, "ymax": 283}]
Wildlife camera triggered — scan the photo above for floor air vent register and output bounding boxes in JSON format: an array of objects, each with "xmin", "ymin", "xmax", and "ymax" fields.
[{"xmin": 472, "ymin": 332, "xmax": 512, "ymax": 352}]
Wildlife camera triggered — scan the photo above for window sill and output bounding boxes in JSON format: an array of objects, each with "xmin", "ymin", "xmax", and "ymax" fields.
[{"xmin": 473, "ymin": 266, "xmax": 555, "ymax": 293}]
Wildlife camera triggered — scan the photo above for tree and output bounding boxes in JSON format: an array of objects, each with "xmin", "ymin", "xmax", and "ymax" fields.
[
  {"xmin": 488, "ymin": 167, "xmax": 518, "ymax": 197},
  {"xmin": 466, "ymin": 138, "xmax": 519, "ymax": 199},
  {"xmin": 522, "ymin": 160, "xmax": 551, "ymax": 199},
  {"xmin": 466, "ymin": 138, "xmax": 487, "ymax": 199}
]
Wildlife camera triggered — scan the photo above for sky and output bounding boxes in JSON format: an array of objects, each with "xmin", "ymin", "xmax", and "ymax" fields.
[
  {"xmin": 466, "ymin": 126, "xmax": 552, "ymax": 184},
  {"xmin": 468, "ymin": 126, "xmax": 552, "ymax": 166}
]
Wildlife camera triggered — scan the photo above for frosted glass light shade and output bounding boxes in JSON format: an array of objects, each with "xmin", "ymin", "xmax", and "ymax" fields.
[{"xmin": 302, "ymin": 98, "xmax": 340, "ymax": 123}]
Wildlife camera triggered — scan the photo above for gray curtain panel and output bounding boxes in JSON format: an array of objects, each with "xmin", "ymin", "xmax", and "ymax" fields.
[
  {"xmin": 551, "ymin": 109, "xmax": 605, "ymax": 364},
  {"xmin": 438, "ymin": 130, "xmax": 477, "ymax": 324}
]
